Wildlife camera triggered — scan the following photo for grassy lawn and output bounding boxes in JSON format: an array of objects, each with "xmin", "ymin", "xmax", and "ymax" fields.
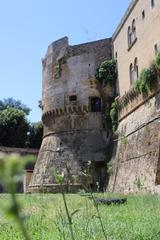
[{"xmin": 0, "ymin": 193, "xmax": 160, "ymax": 240}]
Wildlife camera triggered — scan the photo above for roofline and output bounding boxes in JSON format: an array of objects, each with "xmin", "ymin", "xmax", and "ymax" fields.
[
  {"xmin": 70, "ymin": 37, "xmax": 112, "ymax": 48},
  {"xmin": 112, "ymin": 0, "xmax": 139, "ymax": 41}
]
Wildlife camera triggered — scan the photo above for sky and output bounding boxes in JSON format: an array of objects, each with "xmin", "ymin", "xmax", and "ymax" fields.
[{"xmin": 0, "ymin": 0, "xmax": 131, "ymax": 122}]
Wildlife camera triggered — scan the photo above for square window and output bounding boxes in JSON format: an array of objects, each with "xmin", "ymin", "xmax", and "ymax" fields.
[
  {"xmin": 69, "ymin": 95, "xmax": 77, "ymax": 102},
  {"xmin": 89, "ymin": 97, "xmax": 101, "ymax": 112}
]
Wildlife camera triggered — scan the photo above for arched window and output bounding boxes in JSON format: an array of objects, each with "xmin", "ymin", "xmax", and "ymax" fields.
[
  {"xmin": 151, "ymin": 0, "xmax": 155, "ymax": 8},
  {"xmin": 132, "ymin": 19, "xmax": 136, "ymax": 42},
  {"xmin": 130, "ymin": 58, "xmax": 138, "ymax": 85},
  {"xmin": 128, "ymin": 26, "xmax": 131, "ymax": 47},
  {"xmin": 134, "ymin": 57, "xmax": 138, "ymax": 81},
  {"xmin": 130, "ymin": 63, "xmax": 134, "ymax": 85},
  {"xmin": 128, "ymin": 19, "xmax": 136, "ymax": 48}
]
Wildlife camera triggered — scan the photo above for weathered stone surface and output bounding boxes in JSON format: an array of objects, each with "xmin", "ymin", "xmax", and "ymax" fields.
[
  {"xmin": 29, "ymin": 37, "xmax": 112, "ymax": 192},
  {"xmin": 108, "ymin": 91, "xmax": 160, "ymax": 194}
]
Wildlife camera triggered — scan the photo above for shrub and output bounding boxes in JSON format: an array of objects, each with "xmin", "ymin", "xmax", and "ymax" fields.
[
  {"xmin": 134, "ymin": 65, "xmax": 157, "ymax": 93},
  {"xmin": 134, "ymin": 79, "xmax": 141, "ymax": 93},
  {"xmin": 110, "ymin": 102, "xmax": 118, "ymax": 133},
  {"xmin": 155, "ymin": 52, "xmax": 160, "ymax": 71},
  {"xmin": 96, "ymin": 59, "xmax": 117, "ymax": 86}
]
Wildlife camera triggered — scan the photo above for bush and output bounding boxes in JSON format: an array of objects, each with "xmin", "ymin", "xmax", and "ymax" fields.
[
  {"xmin": 0, "ymin": 108, "xmax": 29, "ymax": 147},
  {"xmin": 96, "ymin": 60, "xmax": 117, "ymax": 86},
  {"xmin": 134, "ymin": 79, "xmax": 141, "ymax": 93},
  {"xmin": 134, "ymin": 65, "xmax": 157, "ymax": 93},
  {"xmin": 110, "ymin": 102, "xmax": 118, "ymax": 133},
  {"xmin": 28, "ymin": 122, "xmax": 43, "ymax": 149},
  {"xmin": 155, "ymin": 52, "xmax": 160, "ymax": 71}
]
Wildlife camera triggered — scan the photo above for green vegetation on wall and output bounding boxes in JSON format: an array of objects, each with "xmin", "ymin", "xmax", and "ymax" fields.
[
  {"xmin": 96, "ymin": 60, "xmax": 118, "ymax": 133},
  {"xmin": 155, "ymin": 52, "xmax": 160, "ymax": 71},
  {"xmin": 54, "ymin": 56, "xmax": 66, "ymax": 79},
  {"xmin": 109, "ymin": 102, "xmax": 118, "ymax": 133},
  {"xmin": 134, "ymin": 53, "xmax": 160, "ymax": 93},
  {"xmin": 96, "ymin": 59, "xmax": 117, "ymax": 86}
]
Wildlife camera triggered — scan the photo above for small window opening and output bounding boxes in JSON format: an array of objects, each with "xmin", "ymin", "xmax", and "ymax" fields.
[
  {"xmin": 115, "ymin": 52, "xmax": 118, "ymax": 59},
  {"xmin": 151, "ymin": 0, "xmax": 155, "ymax": 8},
  {"xmin": 154, "ymin": 44, "xmax": 158, "ymax": 55},
  {"xmin": 90, "ymin": 97, "xmax": 101, "ymax": 112},
  {"xmin": 69, "ymin": 95, "xmax": 77, "ymax": 102},
  {"xmin": 142, "ymin": 10, "xmax": 145, "ymax": 19}
]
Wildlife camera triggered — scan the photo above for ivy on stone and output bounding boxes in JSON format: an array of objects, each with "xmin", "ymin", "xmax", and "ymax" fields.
[{"xmin": 109, "ymin": 102, "xmax": 118, "ymax": 133}]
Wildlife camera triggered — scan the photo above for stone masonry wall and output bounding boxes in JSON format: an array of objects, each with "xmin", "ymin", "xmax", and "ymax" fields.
[
  {"xmin": 108, "ymin": 91, "xmax": 160, "ymax": 194},
  {"xmin": 29, "ymin": 37, "xmax": 112, "ymax": 192}
]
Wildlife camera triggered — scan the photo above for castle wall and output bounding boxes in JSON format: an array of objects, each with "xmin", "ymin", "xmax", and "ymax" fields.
[
  {"xmin": 29, "ymin": 37, "xmax": 112, "ymax": 192},
  {"xmin": 108, "ymin": 91, "xmax": 160, "ymax": 194},
  {"xmin": 113, "ymin": 0, "xmax": 160, "ymax": 96}
]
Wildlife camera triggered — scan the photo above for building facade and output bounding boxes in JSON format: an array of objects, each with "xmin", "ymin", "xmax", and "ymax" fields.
[
  {"xmin": 113, "ymin": 0, "xmax": 160, "ymax": 96},
  {"xmin": 108, "ymin": 0, "xmax": 160, "ymax": 193},
  {"xmin": 29, "ymin": 37, "xmax": 113, "ymax": 192},
  {"xmin": 29, "ymin": 0, "xmax": 160, "ymax": 193}
]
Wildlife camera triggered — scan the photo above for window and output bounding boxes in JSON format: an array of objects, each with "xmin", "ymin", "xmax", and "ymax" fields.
[
  {"xmin": 90, "ymin": 97, "xmax": 101, "ymax": 112},
  {"xmin": 115, "ymin": 51, "xmax": 118, "ymax": 59},
  {"xmin": 69, "ymin": 95, "xmax": 77, "ymax": 102},
  {"xmin": 130, "ymin": 58, "xmax": 138, "ymax": 85},
  {"xmin": 154, "ymin": 44, "xmax": 158, "ymax": 55},
  {"xmin": 151, "ymin": 0, "xmax": 155, "ymax": 8},
  {"xmin": 128, "ymin": 19, "xmax": 137, "ymax": 49},
  {"xmin": 128, "ymin": 26, "xmax": 131, "ymax": 47},
  {"xmin": 142, "ymin": 10, "xmax": 145, "ymax": 19},
  {"xmin": 131, "ymin": 19, "xmax": 136, "ymax": 42},
  {"xmin": 134, "ymin": 57, "xmax": 138, "ymax": 80},
  {"xmin": 130, "ymin": 63, "xmax": 134, "ymax": 85}
]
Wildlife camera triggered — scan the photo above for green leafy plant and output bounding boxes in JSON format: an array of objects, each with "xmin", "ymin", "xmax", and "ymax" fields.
[
  {"xmin": 0, "ymin": 107, "xmax": 29, "ymax": 147},
  {"xmin": 110, "ymin": 102, "xmax": 118, "ymax": 133},
  {"xmin": 0, "ymin": 153, "xmax": 34, "ymax": 240},
  {"xmin": 81, "ymin": 161, "xmax": 108, "ymax": 240},
  {"xmin": 134, "ymin": 65, "xmax": 157, "ymax": 93},
  {"xmin": 134, "ymin": 79, "xmax": 142, "ymax": 93},
  {"xmin": 107, "ymin": 161, "xmax": 113, "ymax": 175},
  {"xmin": 52, "ymin": 168, "xmax": 76, "ymax": 240},
  {"xmin": 54, "ymin": 57, "xmax": 66, "ymax": 79},
  {"xmin": 155, "ymin": 52, "xmax": 160, "ymax": 71},
  {"xmin": 96, "ymin": 59, "xmax": 117, "ymax": 86}
]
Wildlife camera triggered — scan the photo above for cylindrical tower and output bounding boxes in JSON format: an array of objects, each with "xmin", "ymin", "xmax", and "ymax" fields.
[{"xmin": 29, "ymin": 37, "xmax": 112, "ymax": 192}]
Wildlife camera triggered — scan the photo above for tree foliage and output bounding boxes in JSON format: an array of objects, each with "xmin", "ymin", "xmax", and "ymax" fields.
[
  {"xmin": 0, "ymin": 98, "xmax": 43, "ymax": 148},
  {"xmin": 28, "ymin": 122, "xmax": 43, "ymax": 149},
  {"xmin": 155, "ymin": 52, "xmax": 160, "ymax": 71},
  {"xmin": 96, "ymin": 59, "xmax": 118, "ymax": 86},
  {"xmin": 0, "ymin": 98, "xmax": 31, "ymax": 115},
  {"xmin": 0, "ymin": 107, "xmax": 29, "ymax": 147}
]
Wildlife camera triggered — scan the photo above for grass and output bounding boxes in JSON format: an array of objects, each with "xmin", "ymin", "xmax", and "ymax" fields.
[{"xmin": 0, "ymin": 193, "xmax": 160, "ymax": 240}]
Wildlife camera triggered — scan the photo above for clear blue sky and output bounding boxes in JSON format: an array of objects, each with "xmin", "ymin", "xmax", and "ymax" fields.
[{"xmin": 0, "ymin": 0, "xmax": 131, "ymax": 122}]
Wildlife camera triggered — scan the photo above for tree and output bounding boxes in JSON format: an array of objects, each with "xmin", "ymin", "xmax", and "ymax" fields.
[
  {"xmin": 0, "ymin": 107, "xmax": 29, "ymax": 147},
  {"xmin": 27, "ymin": 122, "xmax": 43, "ymax": 149},
  {"xmin": 0, "ymin": 98, "xmax": 31, "ymax": 115},
  {"xmin": 96, "ymin": 59, "xmax": 117, "ymax": 86}
]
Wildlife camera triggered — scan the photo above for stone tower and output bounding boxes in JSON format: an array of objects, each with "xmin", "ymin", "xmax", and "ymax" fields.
[{"xmin": 29, "ymin": 37, "xmax": 112, "ymax": 192}]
